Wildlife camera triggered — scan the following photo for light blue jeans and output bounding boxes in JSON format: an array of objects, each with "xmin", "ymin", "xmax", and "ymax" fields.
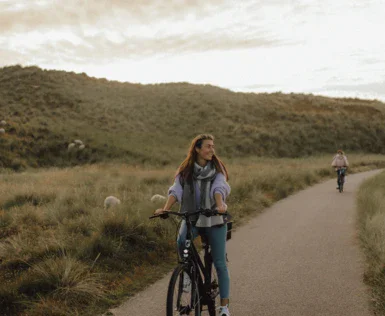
[{"xmin": 177, "ymin": 220, "xmax": 230, "ymax": 299}]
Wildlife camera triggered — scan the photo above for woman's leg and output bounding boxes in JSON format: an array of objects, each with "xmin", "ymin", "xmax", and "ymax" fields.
[
  {"xmin": 207, "ymin": 224, "xmax": 230, "ymax": 305},
  {"xmin": 177, "ymin": 220, "xmax": 199, "ymax": 258}
]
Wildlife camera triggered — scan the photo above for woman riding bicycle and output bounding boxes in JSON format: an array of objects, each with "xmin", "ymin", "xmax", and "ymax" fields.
[
  {"xmin": 154, "ymin": 134, "xmax": 231, "ymax": 316},
  {"xmin": 331, "ymin": 149, "xmax": 349, "ymax": 189}
]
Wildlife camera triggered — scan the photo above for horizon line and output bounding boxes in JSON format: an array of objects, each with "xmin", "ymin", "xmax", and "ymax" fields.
[{"xmin": 2, "ymin": 63, "xmax": 385, "ymax": 103}]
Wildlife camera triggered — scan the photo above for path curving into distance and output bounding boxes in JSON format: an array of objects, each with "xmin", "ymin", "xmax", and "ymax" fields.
[{"xmin": 109, "ymin": 169, "xmax": 382, "ymax": 316}]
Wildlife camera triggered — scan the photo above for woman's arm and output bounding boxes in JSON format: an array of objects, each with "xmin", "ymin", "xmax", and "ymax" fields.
[
  {"xmin": 154, "ymin": 195, "xmax": 177, "ymax": 214},
  {"xmin": 211, "ymin": 173, "xmax": 231, "ymax": 200},
  {"xmin": 214, "ymin": 192, "xmax": 227, "ymax": 213},
  {"xmin": 344, "ymin": 156, "xmax": 349, "ymax": 167},
  {"xmin": 211, "ymin": 173, "xmax": 230, "ymax": 213},
  {"xmin": 167, "ymin": 174, "xmax": 183, "ymax": 203},
  {"xmin": 154, "ymin": 175, "xmax": 183, "ymax": 214},
  {"xmin": 331, "ymin": 155, "xmax": 337, "ymax": 167}
]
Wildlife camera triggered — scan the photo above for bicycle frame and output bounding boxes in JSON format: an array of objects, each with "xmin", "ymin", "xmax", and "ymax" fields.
[
  {"xmin": 337, "ymin": 167, "xmax": 346, "ymax": 192},
  {"xmin": 181, "ymin": 215, "xmax": 216, "ymax": 306}
]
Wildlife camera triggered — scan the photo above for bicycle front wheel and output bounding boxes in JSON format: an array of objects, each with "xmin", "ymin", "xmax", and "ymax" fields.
[{"xmin": 167, "ymin": 264, "xmax": 201, "ymax": 316}]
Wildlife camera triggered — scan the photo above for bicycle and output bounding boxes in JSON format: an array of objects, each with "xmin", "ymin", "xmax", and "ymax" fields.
[
  {"xmin": 149, "ymin": 209, "xmax": 232, "ymax": 316},
  {"xmin": 337, "ymin": 167, "xmax": 347, "ymax": 193}
]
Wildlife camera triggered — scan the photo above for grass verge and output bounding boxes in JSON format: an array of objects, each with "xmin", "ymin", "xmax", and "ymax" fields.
[{"xmin": 357, "ymin": 170, "xmax": 385, "ymax": 315}]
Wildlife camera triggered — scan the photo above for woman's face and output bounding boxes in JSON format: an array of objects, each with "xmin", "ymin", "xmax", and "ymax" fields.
[{"xmin": 196, "ymin": 139, "xmax": 215, "ymax": 161}]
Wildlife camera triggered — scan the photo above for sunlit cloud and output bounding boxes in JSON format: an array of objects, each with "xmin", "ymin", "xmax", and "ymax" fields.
[
  {"xmin": 0, "ymin": 0, "xmax": 233, "ymax": 34},
  {"xmin": 1, "ymin": 0, "xmax": 290, "ymax": 63},
  {"xmin": 10, "ymin": 31, "xmax": 284, "ymax": 65}
]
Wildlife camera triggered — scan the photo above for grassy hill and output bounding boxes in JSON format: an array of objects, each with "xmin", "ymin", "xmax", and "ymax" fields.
[{"xmin": 1, "ymin": 64, "xmax": 385, "ymax": 170}]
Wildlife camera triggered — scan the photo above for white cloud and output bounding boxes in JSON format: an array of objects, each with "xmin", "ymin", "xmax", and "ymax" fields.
[{"xmin": 1, "ymin": 0, "xmax": 385, "ymax": 101}]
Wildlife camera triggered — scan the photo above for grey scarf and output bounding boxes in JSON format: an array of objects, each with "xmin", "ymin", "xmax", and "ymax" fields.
[{"xmin": 180, "ymin": 162, "xmax": 216, "ymax": 220}]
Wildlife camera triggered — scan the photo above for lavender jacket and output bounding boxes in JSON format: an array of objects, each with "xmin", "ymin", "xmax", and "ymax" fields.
[{"xmin": 168, "ymin": 173, "xmax": 231, "ymax": 209}]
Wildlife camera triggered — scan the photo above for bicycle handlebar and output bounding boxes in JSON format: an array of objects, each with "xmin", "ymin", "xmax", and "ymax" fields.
[{"xmin": 149, "ymin": 208, "xmax": 228, "ymax": 220}]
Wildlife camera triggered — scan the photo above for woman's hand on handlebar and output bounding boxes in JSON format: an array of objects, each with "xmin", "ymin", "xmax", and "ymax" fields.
[
  {"xmin": 150, "ymin": 208, "xmax": 170, "ymax": 220},
  {"xmin": 215, "ymin": 203, "xmax": 227, "ymax": 214},
  {"xmin": 154, "ymin": 208, "xmax": 169, "ymax": 215},
  {"xmin": 154, "ymin": 196, "xmax": 176, "ymax": 216}
]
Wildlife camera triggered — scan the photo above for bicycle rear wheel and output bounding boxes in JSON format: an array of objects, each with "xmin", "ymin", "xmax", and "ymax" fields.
[
  {"xmin": 167, "ymin": 264, "xmax": 201, "ymax": 316},
  {"xmin": 339, "ymin": 175, "xmax": 344, "ymax": 193}
]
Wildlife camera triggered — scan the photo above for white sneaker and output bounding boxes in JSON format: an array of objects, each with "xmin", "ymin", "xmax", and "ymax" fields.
[
  {"xmin": 183, "ymin": 272, "xmax": 191, "ymax": 293},
  {"xmin": 218, "ymin": 305, "xmax": 230, "ymax": 316}
]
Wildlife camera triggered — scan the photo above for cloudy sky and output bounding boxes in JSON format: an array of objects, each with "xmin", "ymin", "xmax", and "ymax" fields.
[{"xmin": 1, "ymin": 0, "xmax": 385, "ymax": 101}]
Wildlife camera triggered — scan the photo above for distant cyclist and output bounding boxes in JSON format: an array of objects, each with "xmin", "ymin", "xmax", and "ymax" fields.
[
  {"xmin": 154, "ymin": 134, "xmax": 231, "ymax": 316},
  {"xmin": 331, "ymin": 149, "xmax": 349, "ymax": 190}
]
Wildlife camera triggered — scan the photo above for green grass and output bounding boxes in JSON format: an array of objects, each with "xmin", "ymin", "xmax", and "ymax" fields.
[
  {"xmin": 357, "ymin": 171, "xmax": 385, "ymax": 315},
  {"xmin": 1, "ymin": 154, "xmax": 385, "ymax": 315},
  {"xmin": 1, "ymin": 65, "xmax": 385, "ymax": 170}
]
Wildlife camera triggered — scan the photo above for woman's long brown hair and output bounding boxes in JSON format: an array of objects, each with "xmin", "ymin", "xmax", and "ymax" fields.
[{"xmin": 176, "ymin": 134, "xmax": 229, "ymax": 181}]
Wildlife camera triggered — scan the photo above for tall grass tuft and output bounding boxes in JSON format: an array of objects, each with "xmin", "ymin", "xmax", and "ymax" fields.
[
  {"xmin": 20, "ymin": 256, "xmax": 103, "ymax": 301},
  {"xmin": 357, "ymin": 171, "xmax": 385, "ymax": 314}
]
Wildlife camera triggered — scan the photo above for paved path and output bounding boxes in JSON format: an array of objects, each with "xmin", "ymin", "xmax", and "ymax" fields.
[{"xmin": 109, "ymin": 169, "xmax": 381, "ymax": 316}]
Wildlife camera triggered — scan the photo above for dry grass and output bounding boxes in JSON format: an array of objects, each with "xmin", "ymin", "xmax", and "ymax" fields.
[
  {"xmin": 1, "ymin": 154, "xmax": 385, "ymax": 315},
  {"xmin": 357, "ymin": 171, "xmax": 385, "ymax": 314},
  {"xmin": 0, "ymin": 164, "xmax": 178, "ymax": 315}
]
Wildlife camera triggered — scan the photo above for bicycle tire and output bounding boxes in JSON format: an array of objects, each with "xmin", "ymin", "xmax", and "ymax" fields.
[
  {"xmin": 337, "ymin": 174, "xmax": 341, "ymax": 192},
  {"xmin": 339, "ymin": 174, "xmax": 344, "ymax": 193},
  {"xmin": 167, "ymin": 264, "xmax": 201, "ymax": 316}
]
